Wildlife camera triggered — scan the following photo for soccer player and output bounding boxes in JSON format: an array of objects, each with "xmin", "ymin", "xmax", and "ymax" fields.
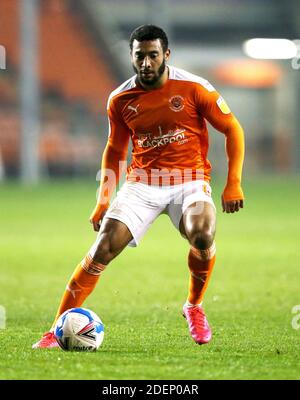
[{"xmin": 33, "ymin": 25, "xmax": 244, "ymax": 348}]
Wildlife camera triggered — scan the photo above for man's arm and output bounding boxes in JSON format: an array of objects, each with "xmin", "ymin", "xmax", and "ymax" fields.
[
  {"xmin": 90, "ymin": 99, "xmax": 130, "ymax": 231},
  {"xmin": 220, "ymin": 116, "xmax": 244, "ymax": 213},
  {"xmin": 196, "ymin": 85, "xmax": 245, "ymax": 213},
  {"xmin": 89, "ymin": 143, "xmax": 128, "ymax": 231}
]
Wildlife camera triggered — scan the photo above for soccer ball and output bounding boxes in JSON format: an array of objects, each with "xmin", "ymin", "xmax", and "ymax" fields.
[{"xmin": 54, "ymin": 307, "xmax": 104, "ymax": 351}]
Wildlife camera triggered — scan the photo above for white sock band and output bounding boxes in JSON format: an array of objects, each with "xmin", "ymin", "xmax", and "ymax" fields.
[{"xmin": 190, "ymin": 241, "xmax": 216, "ymax": 261}]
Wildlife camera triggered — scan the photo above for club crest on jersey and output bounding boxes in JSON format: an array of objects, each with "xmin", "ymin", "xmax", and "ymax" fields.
[{"xmin": 169, "ymin": 95, "xmax": 185, "ymax": 112}]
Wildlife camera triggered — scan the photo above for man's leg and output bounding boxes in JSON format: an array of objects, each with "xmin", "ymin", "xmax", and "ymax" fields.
[
  {"xmin": 180, "ymin": 201, "xmax": 216, "ymax": 305},
  {"xmin": 180, "ymin": 201, "xmax": 216, "ymax": 344},
  {"xmin": 52, "ymin": 218, "xmax": 133, "ymax": 325},
  {"xmin": 32, "ymin": 218, "xmax": 132, "ymax": 348}
]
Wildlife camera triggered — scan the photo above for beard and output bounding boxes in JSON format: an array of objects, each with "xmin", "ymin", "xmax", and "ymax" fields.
[{"xmin": 133, "ymin": 59, "xmax": 166, "ymax": 87}]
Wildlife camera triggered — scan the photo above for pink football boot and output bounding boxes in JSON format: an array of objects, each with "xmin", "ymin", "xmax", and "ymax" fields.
[
  {"xmin": 182, "ymin": 304, "xmax": 212, "ymax": 344},
  {"xmin": 32, "ymin": 331, "xmax": 59, "ymax": 349}
]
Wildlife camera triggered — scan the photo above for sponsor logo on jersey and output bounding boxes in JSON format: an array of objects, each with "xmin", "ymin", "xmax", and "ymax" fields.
[
  {"xmin": 137, "ymin": 128, "xmax": 186, "ymax": 148},
  {"xmin": 169, "ymin": 95, "xmax": 185, "ymax": 112}
]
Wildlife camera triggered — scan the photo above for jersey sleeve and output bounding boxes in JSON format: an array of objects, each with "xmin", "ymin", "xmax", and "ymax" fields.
[
  {"xmin": 195, "ymin": 82, "xmax": 245, "ymax": 201},
  {"xmin": 107, "ymin": 96, "xmax": 130, "ymax": 152},
  {"xmin": 94, "ymin": 96, "xmax": 130, "ymax": 209},
  {"xmin": 194, "ymin": 82, "xmax": 235, "ymax": 132}
]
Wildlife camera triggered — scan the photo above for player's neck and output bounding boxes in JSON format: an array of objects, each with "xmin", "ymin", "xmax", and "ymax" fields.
[{"xmin": 139, "ymin": 66, "xmax": 169, "ymax": 91}]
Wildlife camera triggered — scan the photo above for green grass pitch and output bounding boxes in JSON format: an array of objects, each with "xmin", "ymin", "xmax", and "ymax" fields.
[{"xmin": 0, "ymin": 177, "xmax": 299, "ymax": 380}]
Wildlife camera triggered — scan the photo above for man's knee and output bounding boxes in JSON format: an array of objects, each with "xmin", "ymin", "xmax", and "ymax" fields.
[
  {"xmin": 187, "ymin": 225, "xmax": 215, "ymax": 250},
  {"xmin": 90, "ymin": 233, "xmax": 117, "ymax": 265},
  {"xmin": 182, "ymin": 202, "xmax": 216, "ymax": 250},
  {"xmin": 89, "ymin": 218, "xmax": 133, "ymax": 265}
]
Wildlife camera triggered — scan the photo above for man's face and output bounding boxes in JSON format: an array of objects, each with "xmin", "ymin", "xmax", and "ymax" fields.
[{"xmin": 131, "ymin": 39, "xmax": 170, "ymax": 87}]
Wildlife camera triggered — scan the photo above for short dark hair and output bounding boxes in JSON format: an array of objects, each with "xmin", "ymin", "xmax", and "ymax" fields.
[{"xmin": 129, "ymin": 24, "xmax": 169, "ymax": 53}]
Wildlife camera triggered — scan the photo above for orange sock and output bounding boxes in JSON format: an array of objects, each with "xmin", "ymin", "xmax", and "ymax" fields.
[
  {"xmin": 187, "ymin": 242, "xmax": 216, "ymax": 305},
  {"xmin": 51, "ymin": 254, "xmax": 106, "ymax": 330}
]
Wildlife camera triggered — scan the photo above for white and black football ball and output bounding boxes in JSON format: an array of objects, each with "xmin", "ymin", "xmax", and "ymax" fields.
[{"xmin": 54, "ymin": 308, "xmax": 104, "ymax": 351}]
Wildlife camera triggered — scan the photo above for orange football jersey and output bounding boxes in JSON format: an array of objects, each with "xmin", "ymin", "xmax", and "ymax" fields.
[{"xmin": 107, "ymin": 65, "xmax": 235, "ymax": 185}]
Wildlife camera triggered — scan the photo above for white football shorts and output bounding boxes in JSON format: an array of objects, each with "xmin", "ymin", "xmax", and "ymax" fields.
[{"xmin": 102, "ymin": 180, "xmax": 215, "ymax": 247}]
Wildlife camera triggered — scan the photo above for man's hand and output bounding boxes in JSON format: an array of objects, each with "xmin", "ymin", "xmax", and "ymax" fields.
[
  {"xmin": 222, "ymin": 184, "xmax": 244, "ymax": 213},
  {"xmin": 89, "ymin": 203, "xmax": 109, "ymax": 232},
  {"xmin": 222, "ymin": 196, "xmax": 244, "ymax": 213}
]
